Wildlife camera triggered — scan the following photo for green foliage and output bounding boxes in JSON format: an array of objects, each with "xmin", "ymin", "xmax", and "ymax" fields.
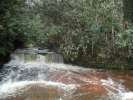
[
  {"xmin": 116, "ymin": 25, "xmax": 133, "ymax": 48},
  {"xmin": 0, "ymin": 48, "xmax": 7, "ymax": 57},
  {"xmin": 17, "ymin": 0, "xmax": 124, "ymax": 63},
  {"xmin": 0, "ymin": 0, "xmax": 133, "ymax": 68},
  {"xmin": 35, "ymin": 0, "xmax": 124, "ymax": 62},
  {"xmin": 0, "ymin": 0, "xmax": 23, "ymax": 59}
]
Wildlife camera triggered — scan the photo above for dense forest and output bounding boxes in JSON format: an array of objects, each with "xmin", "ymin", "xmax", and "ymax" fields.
[{"xmin": 0, "ymin": 0, "xmax": 133, "ymax": 69}]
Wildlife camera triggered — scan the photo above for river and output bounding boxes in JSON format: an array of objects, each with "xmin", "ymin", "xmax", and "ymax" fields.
[{"xmin": 0, "ymin": 48, "xmax": 133, "ymax": 100}]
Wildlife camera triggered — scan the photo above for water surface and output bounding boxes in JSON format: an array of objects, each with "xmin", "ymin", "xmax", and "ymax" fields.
[{"xmin": 0, "ymin": 48, "xmax": 133, "ymax": 100}]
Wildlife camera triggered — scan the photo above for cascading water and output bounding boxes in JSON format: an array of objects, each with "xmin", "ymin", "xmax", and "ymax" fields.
[{"xmin": 0, "ymin": 48, "xmax": 133, "ymax": 100}]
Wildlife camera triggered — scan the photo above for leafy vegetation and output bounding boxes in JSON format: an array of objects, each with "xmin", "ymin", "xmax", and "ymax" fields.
[
  {"xmin": 0, "ymin": 0, "xmax": 133, "ymax": 69},
  {"xmin": 0, "ymin": 0, "xmax": 23, "ymax": 62}
]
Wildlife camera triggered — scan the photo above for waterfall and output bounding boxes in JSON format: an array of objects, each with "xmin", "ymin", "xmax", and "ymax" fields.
[{"xmin": 0, "ymin": 48, "xmax": 132, "ymax": 100}]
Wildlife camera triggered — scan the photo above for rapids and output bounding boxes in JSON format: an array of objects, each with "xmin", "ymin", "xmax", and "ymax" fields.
[{"xmin": 0, "ymin": 48, "xmax": 133, "ymax": 100}]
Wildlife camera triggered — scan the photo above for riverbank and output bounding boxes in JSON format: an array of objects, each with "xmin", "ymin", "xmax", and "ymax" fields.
[{"xmin": 81, "ymin": 63, "xmax": 133, "ymax": 70}]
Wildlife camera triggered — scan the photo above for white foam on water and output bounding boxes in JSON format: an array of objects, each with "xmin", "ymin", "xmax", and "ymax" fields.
[
  {"xmin": 101, "ymin": 78, "xmax": 126, "ymax": 92},
  {"xmin": 0, "ymin": 80, "xmax": 77, "ymax": 99},
  {"xmin": 121, "ymin": 92, "xmax": 133, "ymax": 100},
  {"xmin": 101, "ymin": 78, "xmax": 133, "ymax": 100},
  {"xmin": 5, "ymin": 61, "xmax": 91, "ymax": 74}
]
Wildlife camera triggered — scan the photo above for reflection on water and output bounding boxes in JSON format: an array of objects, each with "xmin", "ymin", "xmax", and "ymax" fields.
[{"xmin": 0, "ymin": 48, "xmax": 133, "ymax": 100}]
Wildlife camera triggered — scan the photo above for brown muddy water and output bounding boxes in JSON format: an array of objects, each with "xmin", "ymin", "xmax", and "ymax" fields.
[{"xmin": 0, "ymin": 48, "xmax": 133, "ymax": 100}]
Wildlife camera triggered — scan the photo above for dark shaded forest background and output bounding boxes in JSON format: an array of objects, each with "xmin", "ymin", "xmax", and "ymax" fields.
[{"xmin": 0, "ymin": 0, "xmax": 133, "ymax": 69}]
